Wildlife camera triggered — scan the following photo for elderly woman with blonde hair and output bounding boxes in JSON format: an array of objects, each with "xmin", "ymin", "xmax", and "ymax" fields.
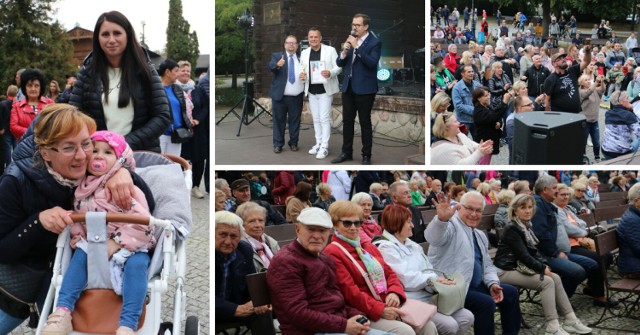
[
  {"xmin": 236, "ymin": 202, "xmax": 280, "ymax": 272},
  {"xmin": 494, "ymin": 189, "xmax": 516, "ymax": 228},
  {"xmin": 476, "ymin": 182, "xmax": 493, "ymax": 204},
  {"xmin": 431, "ymin": 112, "xmax": 493, "ymax": 165}
]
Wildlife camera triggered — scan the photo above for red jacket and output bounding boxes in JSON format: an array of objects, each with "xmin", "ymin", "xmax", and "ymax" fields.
[
  {"xmin": 267, "ymin": 240, "xmax": 362, "ymax": 335},
  {"xmin": 10, "ymin": 97, "xmax": 54, "ymax": 139},
  {"xmin": 324, "ymin": 236, "xmax": 406, "ymax": 321},
  {"xmin": 272, "ymin": 171, "xmax": 295, "ymax": 205},
  {"xmin": 444, "ymin": 53, "xmax": 460, "ymax": 74}
]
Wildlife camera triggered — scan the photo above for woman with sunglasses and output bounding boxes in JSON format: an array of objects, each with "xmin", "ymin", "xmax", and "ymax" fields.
[
  {"xmin": 431, "ymin": 112, "xmax": 493, "ymax": 165},
  {"xmin": 375, "ymin": 205, "xmax": 473, "ymax": 335},
  {"xmin": 0, "ymin": 104, "xmax": 138, "ymax": 333},
  {"xmin": 324, "ymin": 200, "xmax": 436, "ymax": 335}
]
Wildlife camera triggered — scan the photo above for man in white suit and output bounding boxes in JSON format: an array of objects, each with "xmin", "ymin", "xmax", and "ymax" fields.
[{"xmin": 300, "ymin": 27, "xmax": 341, "ymax": 159}]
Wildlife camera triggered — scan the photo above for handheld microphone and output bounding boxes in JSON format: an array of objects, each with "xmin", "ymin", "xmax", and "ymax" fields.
[{"xmin": 350, "ymin": 30, "xmax": 356, "ymax": 37}]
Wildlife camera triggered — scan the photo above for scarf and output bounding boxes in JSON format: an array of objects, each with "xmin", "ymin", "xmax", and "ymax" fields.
[
  {"xmin": 244, "ymin": 232, "xmax": 274, "ymax": 268},
  {"xmin": 335, "ymin": 231, "xmax": 387, "ymax": 295},
  {"xmin": 177, "ymin": 79, "xmax": 196, "ymax": 93},
  {"xmin": 515, "ymin": 217, "xmax": 539, "ymax": 246},
  {"xmin": 46, "ymin": 162, "xmax": 81, "ymax": 188}
]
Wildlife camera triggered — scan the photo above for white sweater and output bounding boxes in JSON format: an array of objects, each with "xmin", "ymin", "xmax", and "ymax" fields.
[{"xmin": 431, "ymin": 133, "xmax": 484, "ymax": 165}]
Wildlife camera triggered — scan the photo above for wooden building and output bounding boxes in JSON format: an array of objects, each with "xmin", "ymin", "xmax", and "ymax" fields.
[
  {"xmin": 251, "ymin": 0, "xmax": 425, "ymax": 97},
  {"xmin": 67, "ymin": 27, "xmax": 93, "ymax": 68}
]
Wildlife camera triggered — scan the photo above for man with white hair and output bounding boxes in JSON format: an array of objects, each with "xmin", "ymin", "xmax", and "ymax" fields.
[
  {"xmin": 215, "ymin": 211, "xmax": 274, "ymax": 333},
  {"xmin": 388, "ymin": 181, "xmax": 426, "ymax": 243},
  {"xmin": 215, "ymin": 178, "xmax": 234, "ymax": 210},
  {"xmin": 425, "ymin": 191, "xmax": 521, "ymax": 335},
  {"xmin": 492, "ymin": 45, "xmax": 518, "ymax": 84}
]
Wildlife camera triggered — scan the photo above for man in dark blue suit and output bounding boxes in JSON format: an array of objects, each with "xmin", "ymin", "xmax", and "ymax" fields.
[
  {"xmin": 332, "ymin": 13, "xmax": 381, "ymax": 165},
  {"xmin": 268, "ymin": 35, "xmax": 306, "ymax": 153}
]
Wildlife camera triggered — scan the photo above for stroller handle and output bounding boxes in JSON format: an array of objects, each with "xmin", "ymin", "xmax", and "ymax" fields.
[{"xmin": 69, "ymin": 213, "xmax": 174, "ymax": 229}]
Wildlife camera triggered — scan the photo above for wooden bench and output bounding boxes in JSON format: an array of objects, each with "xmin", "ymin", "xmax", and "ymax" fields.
[
  {"xmin": 264, "ymin": 224, "xmax": 297, "ymax": 242},
  {"xmin": 483, "ymin": 204, "xmax": 500, "ymax": 216},
  {"xmin": 593, "ymin": 205, "xmax": 629, "ymax": 223},
  {"xmin": 599, "ymin": 192, "xmax": 627, "ymax": 202},
  {"xmin": 595, "ymin": 198, "xmax": 628, "ymax": 209},
  {"xmin": 421, "ymin": 209, "xmax": 438, "ymax": 226},
  {"xmin": 599, "ymin": 183, "xmax": 611, "ymax": 193},
  {"xmin": 272, "ymin": 204, "xmax": 286, "ymax": 216},
  {"xmin": 590, "ymin": 230, "xmax": 640, "ymax": 326}
]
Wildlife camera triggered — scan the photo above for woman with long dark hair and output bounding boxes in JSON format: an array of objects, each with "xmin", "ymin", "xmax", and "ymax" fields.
[
  {"xmin": 70, "ymin": 11, "xmax": 170, "ymax": 152},
  {"xmin": 472, "ymin": 86, "xmax": 510, "ymax": 164}
]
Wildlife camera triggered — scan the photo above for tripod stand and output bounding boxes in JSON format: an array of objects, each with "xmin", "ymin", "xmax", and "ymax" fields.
[{"xmin": 215, "ymin": 13, "xmax": 270, "ymax": 136}]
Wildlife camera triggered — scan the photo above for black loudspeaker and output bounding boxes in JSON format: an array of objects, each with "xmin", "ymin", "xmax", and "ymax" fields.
[{"xmin": 513, "ymin": 112, "xmax": 586, "ymax": 164}]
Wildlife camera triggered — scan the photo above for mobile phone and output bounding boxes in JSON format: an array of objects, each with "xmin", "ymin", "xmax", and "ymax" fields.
[
  {"xmin": 540, "ymin": 84, "xmax": 544, "ymax": 94},
  {"xmin": 356, "ymin": 316, "xmax": 369, "ymax": 324}
]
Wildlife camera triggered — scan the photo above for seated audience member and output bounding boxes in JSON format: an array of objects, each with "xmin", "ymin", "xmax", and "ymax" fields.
[
  {"xmin": 229, "ymin": 179, "xmax": 286, "ymax": 226},
  {"xmin": 586, "ymin": 177, "xmax": 601, "ymax": 202},
  {"xmin": 493, "ymin": 195, "xmax": 593, "ymax": 335},
  {"xmin": 324, "ymin": 201, "xmax": 436, "ymax": 335},
  {"xmin": 237, "ymin": 202, "xmax": 280, "ymax": 272},
  {"xmin": 285, "ymin": 181, "xmax": 312, "ymax": 223},
  {"xmin": 431, "ymin": 112, "xmax": 493, "ymax": 165},
  {"xmin": 424, "ymin": 178, "xmax": 443, "ymax": 209},
  {"xmin": 375, "ymin": 205, "xmax": 475, "ymax": 335},
  {"xmin": 409, "ymin": 178, "xmax": 426, "ymax": 206},
  {"xmin": 352, "ymin": 192, "xmax": 382, "ymax": 242},
  {"xmin": 476, "ymin": 182, "xmax": 493, "ymax": 205},
  {"xmin": 449, "ymin": 184, "xmax": 467, "ymax": 207},
  {"xmin": 215, "ymin": 189, "xmax": 226, "ymax": 212},
  {"xmin": 215, "ymin": 211, "xmax": 274, "ymax": 333},
  {"xmin": 617, "ymin": 183, "xmax": 640, "ymax": 278},
  {"xmin": 494, "ymin": 190, "xmax": 516, "ymax": 229},
  {"xmin": 569, "ymin": 182, "xmax": 595, "ymax": 214},
  {"xmin": 610, "ymin": 175, "xmax": 629, "ymax": 192},
  {"xmin": 601, "ymin": 91, "xmax": 640, "ymax": 160},
  {"xmin": 553, "ymin": 184, "xmax": 616, "ymax": 307},
  {"xmin": 370, "ymin": 182, "xmax": 387, "ymax": 210},
  {"xmin": 426, "ymin": 192, "xmax": 521, "ymax": 335},
  {"xmin": 215, "ymin": 178, "xmax": 234, "ymax": 210},
  {"xmin": 267, "ymin": 208, "xmax": 391, "ymax": 335},
  {"xmin": 513, "ymin": 180, "xmax": 531, "ymax": 195},
  {"xmin": 531, "ymin": 175, "xmax": 588, "ymax": 299},
  {"xmin": 314, "ymin": 182, "xmax": 336, "ymax": 211}
]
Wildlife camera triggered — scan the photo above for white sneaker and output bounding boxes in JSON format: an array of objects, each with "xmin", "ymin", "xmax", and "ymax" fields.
[
  {"xmin": 191, "ymin": 187, "xmax": 205, "ymax": 199},
  {"xmin": 563, "ymin": 319, "xmax": 592, "ymax": 334},
  {"xmin": 308, "ymin": 144, "xmax": 320, "ymax": 155},
  {"xmin": 545, "ymin": 326, "xmax": 571, "ymax": 335},
  {"xmin": 316, "ymin": 147, "xmax": 328, "ymax": 159}
]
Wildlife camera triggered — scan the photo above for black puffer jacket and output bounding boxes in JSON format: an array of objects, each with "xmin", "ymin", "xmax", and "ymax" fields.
[
  {"xmin": 493, "ymin": 222, "xmax": 547, "ymax": 274},
  {"xmin": 69, "ymin": 52, "xmax": 171, "ymax": 152}
]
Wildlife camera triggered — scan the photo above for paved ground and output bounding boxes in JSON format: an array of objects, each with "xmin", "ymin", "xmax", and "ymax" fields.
[
  {"xmin": 214, "ymin": 106, "xmax": 422, "ymax": 166},
  {"xmin": 11, "ymin": 183, "xmax": 210, "ymax": 335}
]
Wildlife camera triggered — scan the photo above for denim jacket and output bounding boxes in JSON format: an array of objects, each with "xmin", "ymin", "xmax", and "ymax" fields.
[{"xmin": 452, "ymin": 79, "xmax": 482, "ymax": 124}]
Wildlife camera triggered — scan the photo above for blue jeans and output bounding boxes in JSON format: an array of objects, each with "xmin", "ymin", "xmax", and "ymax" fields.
[
  {"xmin": 547, "ymin": 256, "xmax": 587, "ymax": 298},
  {"xmin": 3, "ymin": 132, "xmax": 15, "ymax": 167},
  {"xmin": 583, "ymin": 121, "xmax": 601, "ymax": 159},
  {"xmin": 272, "ymin": 93, "xmax": 303, "ymax": 148},
  {"xmin": 464, "ymin": 284, "xmax": 521, "ymax": 335},
  {"xmin": 567, "ymin": 252, "xmax": 602, "ymax": 297},
  {"xmin": 57, "ymin": 249, "xmax": 150, "ymax": 330},
  {"xmin": 0, "ymin": 271, "xmax": 50, "ymax": 333}
]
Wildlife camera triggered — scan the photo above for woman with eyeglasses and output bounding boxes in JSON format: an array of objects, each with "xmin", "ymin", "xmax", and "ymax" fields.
[
  {"xmin": 324, "ymin": 201, "xmax": 437, "ymax": 335},
  {"xmin": 70, "ymin": 11, "xmax": 170, "ymax": 152},
  {"xmin": 0, "ymin": 104, "xmax": 138, "ymax": 333},
  {"xmin": 431, "ymin": 112, "xmax": 493, "ymax": 165},
  {"xmin": 10, "ymin": 68, "xmax": 54, "ymax": 140},
  {"xmin": 568, "ymin": 181, "xmax": 595, "ymax": 214},
  {"xmin": 375, "ymin": 205, "xmax": 473, "ymax": 335},
  {"xmin": 494, "ymin": 194, "xmax": 592, "ymax": 335}
]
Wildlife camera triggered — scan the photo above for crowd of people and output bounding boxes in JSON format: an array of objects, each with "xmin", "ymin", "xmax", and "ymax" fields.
[
  {"xmin": 215, "ymin": 169, "xmax": 640, "ymax": 334},
  {"xmin": 431, "ymin": 9, "xmax": 640, "ymax": 164}
]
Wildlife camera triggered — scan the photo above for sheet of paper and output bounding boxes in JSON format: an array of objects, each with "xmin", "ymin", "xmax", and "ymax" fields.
[{"xmin": 310, "ymin": 61, "xmax": 327, "ymax": 84}]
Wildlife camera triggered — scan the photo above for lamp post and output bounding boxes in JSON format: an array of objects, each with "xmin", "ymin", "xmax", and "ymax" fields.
[{"xmin": 471, "ymin": 0, "xmax": 475, "ymax": 39}]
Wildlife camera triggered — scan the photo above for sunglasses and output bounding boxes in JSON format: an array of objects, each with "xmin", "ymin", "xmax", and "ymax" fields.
[{"xmin": 341, "ymin": 220, "xmax": 363, "ymax": 228}]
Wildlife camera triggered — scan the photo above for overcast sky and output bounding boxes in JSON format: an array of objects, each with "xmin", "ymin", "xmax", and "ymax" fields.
[{"xmin": 53, "ymin": 0, "xmax": 213, "ymax": 55}]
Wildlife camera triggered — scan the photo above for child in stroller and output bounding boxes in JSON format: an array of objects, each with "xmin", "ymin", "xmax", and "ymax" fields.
[{"xmin": 42, "ymin": 130, "xmax": 155, "ymax": 335}]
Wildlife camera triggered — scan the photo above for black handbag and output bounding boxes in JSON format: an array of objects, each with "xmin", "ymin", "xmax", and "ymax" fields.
[
  {"xmin": 171, "ymin": 127, "xmax": 193, "ymax": 144},
  {"xmin": 0, "ymin": 263, "xmax": 48, "ymax": 327}
]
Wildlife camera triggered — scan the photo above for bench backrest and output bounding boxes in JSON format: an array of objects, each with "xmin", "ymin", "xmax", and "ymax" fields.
[
  {"xmin": 422, "ymin": 209, "xmax": 438, "ymax": 226},
  {"xmin": 594, "ymin": 230, "xmax": 618, "ymax": 257},
  {"xmin": 483, "ymin": 204, "xmax": 500, "ymax": 216},
  {"xmin": 595, "ymin": 198, "xmax": 628, "ymax": 209},
  {"xmin": 599, "ymin": 191, "xmax": 627, "ymax": 202},
  {"xmin": 578, "ymin": 212, "xmax": 597, "ymax": 228},
  {"xmin": 265, "ymin": 224, "xmax": 297, "ymax": 242},
  {"xmin": 593, "ymin": 205, "xmax": 629, "ymax": 222}
]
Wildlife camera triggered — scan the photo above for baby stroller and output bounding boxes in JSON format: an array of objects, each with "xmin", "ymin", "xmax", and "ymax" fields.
[{"xmin": 36, "ymin": 152, "xmax": 199, "ymax": 335}]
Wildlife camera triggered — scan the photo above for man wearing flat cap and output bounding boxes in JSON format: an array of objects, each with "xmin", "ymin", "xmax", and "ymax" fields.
[
  {"xmin": 544, "ymin": 45, "xmax": 591, "ymax": 114},
  {"xmin": 267, "ymin": 208, "xmax": 391, "ymax": 335},
  {"xmin": 229, "ymin": 179, "xmax": 286, "ymax": 226}
]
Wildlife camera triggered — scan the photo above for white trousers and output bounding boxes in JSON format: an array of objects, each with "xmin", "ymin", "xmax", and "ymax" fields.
[
  {"xmin": 308, "ymin": 93, "xmax": 333, "ymax": 148},
  {"xmin": 159, "ymin": 134, "xmax": 182, "ymax": 156}
]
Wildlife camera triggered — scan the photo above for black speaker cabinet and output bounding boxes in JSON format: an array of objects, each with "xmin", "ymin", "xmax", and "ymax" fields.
[{"xmin": 512, "ymin": 112, "xmax": 586, "ymax": 164}]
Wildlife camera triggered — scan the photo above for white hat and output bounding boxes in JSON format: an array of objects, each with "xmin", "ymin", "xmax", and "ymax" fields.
[{"xmin": 297, "ymin": 207, "xmax": 333, "ymax": 229}]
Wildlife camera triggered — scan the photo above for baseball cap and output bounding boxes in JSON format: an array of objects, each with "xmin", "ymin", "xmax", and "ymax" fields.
[
  {"xmin": 231, "ymin": 179, "xmax": 250, "ymax": 191},
  {"xmin": 296, "ymin": 207, "xmax": 333, "ymax": 229},
  {"xmin": 551, "ymin": 53, "xmax": 567, "ymax": 63},
  {"xmin": 518, "ymin": 47, "xmax": 525, "ymax": 53}
]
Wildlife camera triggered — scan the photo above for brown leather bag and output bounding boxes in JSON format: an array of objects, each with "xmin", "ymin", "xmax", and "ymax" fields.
[{"xmin": 71, "ymin": 289, "xmax": 146, "ymax": 334}]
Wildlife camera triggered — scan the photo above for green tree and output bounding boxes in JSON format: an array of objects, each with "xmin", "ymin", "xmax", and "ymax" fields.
[
  {"xmin": 0, "ymin": 0, "xmax": 76, "ymax": 91},
  {"xmin": 215, "ymin": 0, "xmax": 252, "ymax": 89},
  {"xmin": 165, "ymin": 0, "xmax": 200, "ymax": 79}
]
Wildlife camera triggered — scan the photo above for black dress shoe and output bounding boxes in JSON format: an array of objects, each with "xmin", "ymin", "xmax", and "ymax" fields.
[
  {"xmin": 274, "ymin": 147, "xmax": 282, "ymax": 153},
  {"xmin": 593, "ymin": 297, "xmax": 619, "ymax": 307},
  {"xmin": 362, "ymin": 156, "xmax": 371, "ymax": 165},
  {"xmin": 331, "ymin": 153, "xmax": 352, "ymax": 164},
  {"xmin": 290, "ymin": 145, "xmax": 299, "ymax": 152}
]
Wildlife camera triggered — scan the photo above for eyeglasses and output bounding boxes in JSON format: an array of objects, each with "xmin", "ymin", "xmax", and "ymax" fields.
[
  {"xmin": 461, "ymin": 204, "xmax": 483, "ymax": 215},
  {"xmin": 558, "ymin": 193, "xmax": 571, "ymax": 197},
  {"xmin": 575, "ymin": 189, "xmax": 585, "ymax": 192},
  {"xmin": 340, "ymin": 220, "xmax": 363, "ymax": 228},
  {"xmin": 48, "ymin": 140, "xmax": 93, "ymax": 157},
  {"xmin": 285, "ymin": 41, "xmax": 297, "ymax": 45},
  {"xmin": 352, "ymin": 23, "xmax": 364, "ymax": 27}
]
